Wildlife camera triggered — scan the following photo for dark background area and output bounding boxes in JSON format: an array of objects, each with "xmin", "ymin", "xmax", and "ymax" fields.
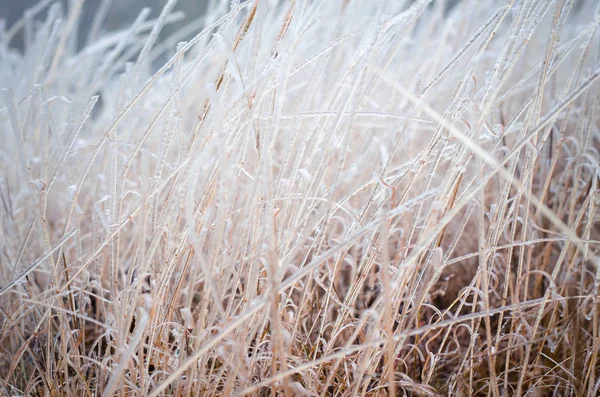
[{"xmin": 1, "ymin": 0, "xmax": 209, "ymax": 51}]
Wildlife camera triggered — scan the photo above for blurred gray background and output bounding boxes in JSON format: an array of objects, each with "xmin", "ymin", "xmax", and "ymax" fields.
[
  {"xmin": 2, "ymin": 0, "xmax": 591, "ymax": 53},
  {"xmin": 1, "ymin": 0, "xmax": 209, "ymax": 51}
]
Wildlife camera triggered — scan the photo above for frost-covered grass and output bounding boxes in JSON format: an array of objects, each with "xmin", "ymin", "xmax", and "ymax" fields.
[{"xmin": 1, "ymin": 0, "xmax": 600, "ymax": 395}]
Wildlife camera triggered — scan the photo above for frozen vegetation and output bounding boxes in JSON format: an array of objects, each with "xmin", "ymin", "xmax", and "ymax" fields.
[{"xmin": 1, "ymin": 0, "xmax": 600, "ymax": 395}]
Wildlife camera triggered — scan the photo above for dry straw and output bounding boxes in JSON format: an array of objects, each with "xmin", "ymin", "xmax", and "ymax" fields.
[{"xmin": 1, "ymin": 0, "xmax": 600, "ymax": 395}]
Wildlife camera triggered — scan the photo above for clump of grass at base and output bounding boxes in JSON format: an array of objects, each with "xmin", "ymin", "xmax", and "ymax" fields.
[{"xmin": 1, "ymin": 0, "xmax": 600, "ymax": 395}]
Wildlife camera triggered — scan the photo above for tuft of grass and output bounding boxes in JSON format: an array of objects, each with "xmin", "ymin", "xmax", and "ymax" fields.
[{"xmin": 1, "ymin": 0, "xmax": 600, "ymax": 395}]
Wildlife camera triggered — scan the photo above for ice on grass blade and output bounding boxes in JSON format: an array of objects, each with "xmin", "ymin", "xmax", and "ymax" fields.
[{"xmin": 1, "ymin": 0, "xmax": 600, "ymax": 395}]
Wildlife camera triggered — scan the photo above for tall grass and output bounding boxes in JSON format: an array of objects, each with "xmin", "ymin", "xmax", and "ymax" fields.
[{"xmin": 1, "ymin": 0, "xmax": 599, "ymax": 395}]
